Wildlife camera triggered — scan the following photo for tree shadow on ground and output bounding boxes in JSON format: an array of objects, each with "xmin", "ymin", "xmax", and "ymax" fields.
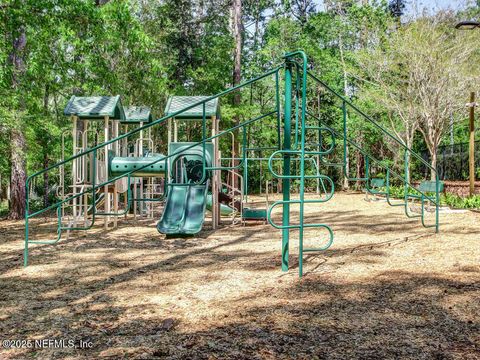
[
  {"xmin": 3, "ymin": 269, "xmax": 478, "ymax": 359},
  {"xmin": 0, "ymin": 198, "xmax": 479, "ymax": 359}
]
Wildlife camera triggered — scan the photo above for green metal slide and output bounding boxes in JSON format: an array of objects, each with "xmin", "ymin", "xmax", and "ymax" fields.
[
  {"xmin": 156, "ymin": 142, "xmax": 213, "ymax": 235},
  {"xmin": 157, "ymin": 183, "xmax": 209, "ymax": 235},
  {"xmin": 206, "ymin": 194, "xmax": 236, "ymax": 216}
]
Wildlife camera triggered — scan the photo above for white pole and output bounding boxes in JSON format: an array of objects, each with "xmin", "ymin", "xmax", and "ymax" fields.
[
  {"xmin": 212, "ymin": 116, "xmax": 219, "ymax": 229},
  {"xmin": 61, "ymin": 129, "xmax": 66, "ymax": 219},
  {"xmin": 104, "ymin": 115, "xmax": 110, "ymax": 229},
  {"xmin": 174, "ymin": 119, "xmax": 178, "ymax": 142},
  {"xmin": 113, "ymin": 119, "xmax": 119, "ymax": 228},
  {"xmin": 83, "ymin": 120, "xmax": 89, "ymax": 228},
  {"xmin": 139, "ymin": 121, "xmax": 144, "ymax": 216},
  {"xmin": 72, "ymin": 116, "xmax": 78, "ymax": 226}
]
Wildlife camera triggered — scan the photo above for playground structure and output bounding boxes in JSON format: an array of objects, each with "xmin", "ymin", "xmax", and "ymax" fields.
[
  {"xmin": 24, "ymin": 51, "xmax": 441, "ymax": 277},
  {"xmin": 60, "ymin": 97, "xmax": 162, "ymax": 232}
]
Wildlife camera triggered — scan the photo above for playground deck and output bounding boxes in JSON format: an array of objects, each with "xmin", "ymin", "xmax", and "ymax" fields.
[{"xmin": 1, "ymin": 192, "xmax": 479, "ymax": 359}]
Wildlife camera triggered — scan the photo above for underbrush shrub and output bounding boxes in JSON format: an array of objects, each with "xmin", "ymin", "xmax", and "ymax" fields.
[{"xmin": 376, "ymin": 185, "xmax": 480, "ymax": 210}]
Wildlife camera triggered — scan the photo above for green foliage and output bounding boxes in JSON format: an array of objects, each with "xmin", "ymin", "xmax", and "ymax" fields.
[
  {"xmin": 442, "ymin": 192, "xmax": 480, "ymax": 210},
  {"xmin": 0, "ymin": 0, "xmax": 476, "ymax": 210},
  {"xmin": 379, "ymin": 185, "xmax": 404, "ymax": 198},
  {"xmin": 379, "ymin": 185, "xmax": 480, "ymax": 209},
  {"xmin": 0, "ymin": 200, "xmax": 8, "ymax": 217}
]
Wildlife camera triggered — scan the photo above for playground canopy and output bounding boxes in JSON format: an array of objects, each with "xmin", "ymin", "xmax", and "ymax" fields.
[
  {"xmin": 123, "ymin": 106, "xmax": 153, "ymax": 124},
  {"xmin": 165, "ymin": 96, "xmax": 219, "ymax": 119},
  {"xmin": 63, "ymin": 95, "xmax": 126, "ymax": 121}
]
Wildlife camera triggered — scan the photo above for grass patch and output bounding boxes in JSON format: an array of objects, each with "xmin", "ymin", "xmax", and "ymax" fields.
[
  {"xmin": 0, "ymin": 200, "xmax": 8, "ymax": 217},
  {"xmin": 376, "ymin": 185, "xmax": 480, "ymax": 210}
]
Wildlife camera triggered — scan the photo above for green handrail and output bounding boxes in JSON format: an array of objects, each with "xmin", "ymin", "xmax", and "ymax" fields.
[
  {"xmin": 304, "ymin": 86, "xmax": 440, "ymax": 231},
  {"xmin": 310, "ymin": 110, "xmax": 439, "ymax": 218}
]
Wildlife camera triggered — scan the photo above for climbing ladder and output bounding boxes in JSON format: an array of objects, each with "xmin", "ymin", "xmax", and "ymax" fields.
[
  {"xmin": 266, "ymin": 52, "xmax": 335, "ymax": 277},
  {"xmin": 264, "ymin": 51, "xmax": 440, "ymax": 277}
]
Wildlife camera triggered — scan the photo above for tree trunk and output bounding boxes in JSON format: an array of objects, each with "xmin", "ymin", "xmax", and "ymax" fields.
[
  {"xmin": 232, "ymin": 0, "xmax": 242, "ymax": 105},
  {"xmin": 8, "ymin": 25, "xmax": 27, "ymax": 220},
  {"xmin": 43, "ymin": 153, "xmax": 49, "ymax": 208},
  {"xmin": 9, "ymin": 127, "xmax": 26, "ymax": 219},
  {"xmin": 405, "ymin": 135, "xmax": 412, "ymax": 184},
  {"xmin": 430, "ymin": 150, "xmax": 437, "ymax": 181},
  {"xmin": 43, "ymin": 86, "xmax": 50, "ymax": 208},
  {"xmin": 355, "ymin": 151, "xmax": 363, "ymax": 189},
  {"xmin": 405, "ymin": 149, "xmax": 411, "ymax": 184}
]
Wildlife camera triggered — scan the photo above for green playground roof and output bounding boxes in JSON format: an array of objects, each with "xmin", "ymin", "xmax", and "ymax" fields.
[
  {"xmin": 63, "ymin": 95, "xmax": 126, "ymax": 121},
  {"xmin": 123, "ymin": 106, "xmax": 152, "ymax": 124},
  {"xmin": 164, "ymin": 96, "xmax": 219, "ymax": 119}
]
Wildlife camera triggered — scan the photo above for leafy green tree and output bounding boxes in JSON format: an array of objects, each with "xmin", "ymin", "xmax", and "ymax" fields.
[{"xmin": 357, "ymin": 14, "xmax": 479, "ymax": 180}]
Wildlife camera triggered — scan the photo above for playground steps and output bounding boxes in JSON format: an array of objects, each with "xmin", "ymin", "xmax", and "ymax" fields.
[{"xmin": 242, "ymin": 207, "xmax": 267, "ymax": 221}]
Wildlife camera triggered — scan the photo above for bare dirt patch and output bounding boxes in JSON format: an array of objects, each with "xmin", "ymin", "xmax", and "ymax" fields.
[{"xmin": 0, "ymin": 192, "xmax": 479, "ymax": 359}]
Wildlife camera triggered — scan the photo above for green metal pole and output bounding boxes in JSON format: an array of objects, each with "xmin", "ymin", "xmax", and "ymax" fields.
[
  {"xmin": 244, "ymin": 156, "xmax": 248, "ymax": 203},
  {"xmin": 282, "ymin": 62, "xmax": 292, "ymax": 271},
  {"xmin": 275, "ymin": 71, "xmax": 281, "ymax": 148},
  {"xmin": 435, "ymin": 171, "xmax": 439, "ymax": 233},
  {"xmin": 298, "ymin": 62, "xmax": 307, "ymax": 278},
  {"xmin": 294, "ymin": 65, "xmax": 300, "ymax": 149},
  {"xmin": 404, "ymin": 149, "xmax": 410, "ymax": 213}
]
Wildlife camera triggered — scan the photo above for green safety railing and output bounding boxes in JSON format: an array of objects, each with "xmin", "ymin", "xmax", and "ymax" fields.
[
  {"xmin": 239, "ymin": 155, "xmax": 329, "ymax": 202},
  {"xmin": 308, "ymin": 110, "xmax": 436, "ymax": 220},
  {"xmin": 305, "ymin": 71, "xmax": 440, "ymax": 232}
]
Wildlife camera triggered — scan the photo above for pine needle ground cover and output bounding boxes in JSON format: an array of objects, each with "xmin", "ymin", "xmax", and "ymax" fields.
[{"xmin": 0, "ymin": 193, "xmax": 479, "ymax": 359}]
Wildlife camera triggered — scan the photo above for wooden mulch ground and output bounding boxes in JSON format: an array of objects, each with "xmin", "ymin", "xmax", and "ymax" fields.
[{"xmin": 0, "ymin": 192, "xmax": 479, "ymax": 359}]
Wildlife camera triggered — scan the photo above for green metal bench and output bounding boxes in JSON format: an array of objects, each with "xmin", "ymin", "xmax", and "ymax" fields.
[
  {"xmin": 365, "ymin": 177, "xmax": 386, "ymax": 201},
  {"xmin": 419, "ymin": 180, "xmax": 444, "ymax": 194},
  {"xmin": 407, "ymin": 180, "xmax": 444, "ymax": 200},
  {"xmin": 406, "ymin": 180, "xmax": 444, "ymax": 214},
  {"xmin": 242, "ymin": 207, "xmax": 267, "ymax": 223}
]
